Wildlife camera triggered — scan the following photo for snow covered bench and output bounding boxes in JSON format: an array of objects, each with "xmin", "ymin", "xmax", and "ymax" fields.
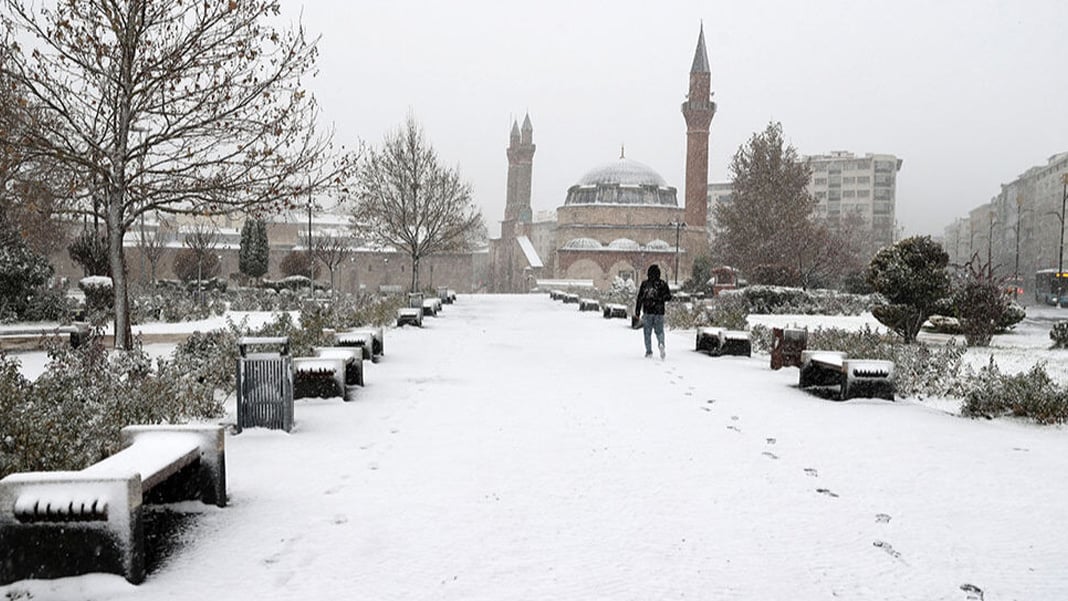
[
  {"xmin": 396, "ymin": 307, "xmax": 423, "ymax": 327},
  {"xmin": 578, "ymin": 298, "xmax": 600, "ymax": 312},
  {"xmin": 293, "ymin": 356, "xmax": 356, "ymax": 401},
  {"xmin": 422, "ymin": 297, "xmax": 442, "ymax": 316},
  {"xmin": 695, "ymin": 327, "xmax": 752, "ymax": 357},
  {"xmin": 0, "ymin": 425, "xmax": 226, "ymax": 585},
  {"xmin": 561, "ymin": 293, "xmax": 580, "ymax": 304},
  {"xmin": 602, "ymin": 303, "xmax": 628, "ymax": 319},
  {"xmin": 799, "ymin": 350, "xmax": 895, "ymax": 401},
  {"xmin": 335, "ymin": 328, "xmax": 384, "ymax": 362},
  {"xmin": 437, "ymin": 287, "xmax": 456, "ymax": 304},
  {"xmin": 0, "ymin": 322, "xmax": 91, "ymax": 349},
  {"xmin": 549, "ymin": 289, "xmax": 565, "ymax": 301}
]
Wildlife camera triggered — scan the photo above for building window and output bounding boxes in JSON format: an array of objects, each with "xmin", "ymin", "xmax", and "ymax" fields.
[
  {"xmin": 857, "ymin": 176, "xmax": 870, "ymax": 184},
  {"xmin": 843, "ymin": 190, "xmax": 856, "ymax": 198},
  {"xmin": 814, "ymin": 177, "xmax": 827, "ymax": 185},
  {"xmin": 857, "ymin": 189, "xmax": 870, "ymax": 198}
]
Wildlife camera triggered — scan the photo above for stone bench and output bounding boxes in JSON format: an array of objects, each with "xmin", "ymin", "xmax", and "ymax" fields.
[
  {"xmin": 695, "ymin": 327, "xmax": 752, "ymax": 357},
  {"xmin": 396, "ymin": 307, "xmax": 423, "ymax": 327},
  {"xmin": 561, "ymin": 293, "xmax": 580, "ymax": 304},
  {"xmin": 0, "ymin": 322, "xmax": 91, "ymax": 348},
  {"xmin": 335, "ymin": 328, "xmax": 384, "ymax": 362},
  {"xmin": 293, "ymin": 356, "xmax": 356, "ymax": 401},
  {"xmin": 578, "ymin": 298, "xmax": 600, "ymax": 312},
  {"xmin": 799, "ymin": 350, "xmax": 895, "ymax": 401},
  {"xmin": 0, "ymin": 425, "xmax": 226, "ymax": 585},
  {"xmin": 422, "ymin": 297, "xmax": 443, "ymax": 317},
  {"xmin": 437, "ymin": 287, "xmax": 456, "ymax": 304},
  {"xmin": 602, "ymin": 303, "xmax": 628, "ymax": 319}
]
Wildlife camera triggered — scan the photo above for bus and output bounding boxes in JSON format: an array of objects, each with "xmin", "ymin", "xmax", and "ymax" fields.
[{"xmin": 1035, "ymin": 269, "xmax": 1068, "ymax": 306}]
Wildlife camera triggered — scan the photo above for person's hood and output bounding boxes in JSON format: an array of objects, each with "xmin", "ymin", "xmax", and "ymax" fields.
[{"xmin": 647, "ymin": 264, "xmax": 661, "ymax": 280}]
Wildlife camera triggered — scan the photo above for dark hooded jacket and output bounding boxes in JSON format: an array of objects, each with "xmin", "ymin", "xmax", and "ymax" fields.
[{"xmin": 635, "ymin": 264, "xmax": 672, "ymax": 316}]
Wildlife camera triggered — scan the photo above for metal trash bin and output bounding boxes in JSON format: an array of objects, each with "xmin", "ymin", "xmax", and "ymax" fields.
[
  {"xmin": 236, "ymin": 336, "xmax": 294, "ymax": 432},
  {"xmin": 770, "ymin": 327, "xmax": 807, "ymax": 370}
]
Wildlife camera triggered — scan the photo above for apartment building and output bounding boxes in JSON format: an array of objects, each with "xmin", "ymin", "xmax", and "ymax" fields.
[{"xmin": 805, "ymin": 151, "xmax": 903, "ymax": 250}]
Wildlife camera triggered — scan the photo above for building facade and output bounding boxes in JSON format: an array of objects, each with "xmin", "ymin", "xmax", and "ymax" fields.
[
  {"xmin": 804, "ymin": 151, "xmax": 903, "ymax": 250},
  {"xmin": 486, "ymin": 25, "xmax": 715, "ymax": 292},
  {"xmin": 945, "ymin": 151, "xmax": 1068, "ymax": 298}
]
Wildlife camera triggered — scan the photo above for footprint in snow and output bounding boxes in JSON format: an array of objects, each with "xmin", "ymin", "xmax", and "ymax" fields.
[
  {"xmin": 726, "ymin": 425, "xmax": 741, "ymax": 433},
  {"xmin": 766, "ymin": 437, "xmax": 777, "ymax": 445},
  {"xmin": 875, "ymin": 513, "xmax": 892, "ymax": 524},
  {"xmin": 960, "ymin": 583, "xmax": 984, "ymax": 600},
  {"xmin": 761, "ymin": 451, "xmax": 779, "ymax": 460},
  {"xmin": 700, "ymin": 406, "xmax": 712, "ymax": 412},
  {"xmin": 816, "ymin": 488, "xmax": 838, "ymax": 498},
  {"xmin": 804, "ymin": 467, "xmax": 819, "ymax": 477},
  {"xmin": 730, "ymin": 415, "xmax": 739, "ymax": 421},
  {"xmin": 873, "ymin": 540, "xmax": 903, "ymax": 560}
]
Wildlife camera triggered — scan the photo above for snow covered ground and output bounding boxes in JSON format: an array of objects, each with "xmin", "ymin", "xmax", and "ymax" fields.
[{"xmin": 3, "ymin": 295, "xmax": 1068, "ymax": 600}]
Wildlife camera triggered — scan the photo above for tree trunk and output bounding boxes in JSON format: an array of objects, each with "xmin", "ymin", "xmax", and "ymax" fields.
[
  {"xmin": 410, "ymin": 255, "xmax": 419, "ymax": 292},
  {"xmin": 107, "ymin": 194, "xmax": 133, "ymax": 349}
]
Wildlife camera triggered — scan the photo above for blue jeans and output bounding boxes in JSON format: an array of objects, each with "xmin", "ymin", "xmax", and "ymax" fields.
[{"xmin": 642, "ymin": 313, "xmax": 665, "ymax": 354}]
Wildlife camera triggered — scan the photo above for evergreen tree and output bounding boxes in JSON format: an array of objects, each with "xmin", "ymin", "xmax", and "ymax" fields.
[
  {"xmin": 239, "ymin": 218, "xmax": 269, "ymax": 279},
  {"xmin": 867, "ymin": 235, "xmax": 950, "ymax": 343}
]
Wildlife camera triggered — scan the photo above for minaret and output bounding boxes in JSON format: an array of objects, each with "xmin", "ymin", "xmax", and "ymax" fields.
[
  {"xmin": 681, "ymin": 24, "xmax": 716, "ymax": 229},
  {"xmin": 505, "ymin": 113, "xmax": 536, "ymax": 223}
]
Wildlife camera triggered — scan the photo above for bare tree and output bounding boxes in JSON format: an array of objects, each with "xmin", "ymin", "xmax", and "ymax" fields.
[
  {"xmin": 137, "ymin": 213, "xmax": 171, "ymax": 284},
  {"xmin": 182, "ymin": 222, "xmax": 218, "ymax": 302},
  {"xmin": 311, "ymin": 233, "xmax": 353, "ymax": 295},
  {"xmin": 0, "ymin": 1, "xmax": 347, "ymax": 348},
  {"xmin": 348, "ymin": 114, "xmax": 483, "ymax": 292}
]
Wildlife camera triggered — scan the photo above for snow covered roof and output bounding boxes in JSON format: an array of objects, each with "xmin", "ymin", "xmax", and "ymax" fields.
[
  {"xmin": 516, "ymin": 235, "xmax": 543, "ymax": 268},
  {"xmin": 562, "ymin": 237, "xmax": 603, "ymax": 250}
]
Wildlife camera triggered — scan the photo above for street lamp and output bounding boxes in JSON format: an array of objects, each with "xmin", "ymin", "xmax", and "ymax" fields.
[
  {"xmin": 1058, "ymin": 174, "xmax": 1068, "ymax": 307},
  {"xmin": 669, "ymin": 220, "xmax": 686, "ymax": 286}
]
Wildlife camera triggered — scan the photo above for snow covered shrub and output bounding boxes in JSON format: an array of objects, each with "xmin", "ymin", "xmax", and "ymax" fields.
[
  {"xmin": 665, "ymin": 300, "xmax": 706, "ymax": 330},
  {"xmin": 806, "ymin": 326, "xmax": 968, "ymax": 398},
  {"xmin": 348, "ymin": 293, "xmax": 404, "ymax": 327},
  {"xmin": 748, "ymin": 324, "xmax": 773, "ymax": 354},
  {"xmin": 1, "ymin": 334, "xmax": 222, "ymax": 478},
  {"xmin": 866, "ymin": 236, "xmax": 950, "ymax": 343},
  {"xmin": 0, "ymin": 226, "xmax": 54, "ymax": 322},
  {"xmin": 66, "ymin": 229, "xmax": 110, "ymax": 277},
  {"xmin": 20, "ymin": 286, "xmax": 72, "ymax": 322},
  {"xmin": 738, "ymin": 285, "xmax": 879, "ymax": 316},
  {"xmin": 79, "ymin": 276, "xmax": 113, "ymax": 324},
  {"xmin": 601, "ymin": 276, "xmax": 637, "ymax": 308},
  {"xmin": 1050, "ymin": 321, "xmax": 1068, "ymax": 349},
  {"xmin": 169, "ymin": 323, "xmax": 245, "ymax": 393},
  {"xmin": 0, "ymin": 353, "xmax": 32, "ymax": 477},
  {"xmin": 961, "ymin": 359, "xmax": 1068, "ymax": 424},
  {"xmin": 704, "ymin": 291, "xmax": 749, "ymax": 330}
]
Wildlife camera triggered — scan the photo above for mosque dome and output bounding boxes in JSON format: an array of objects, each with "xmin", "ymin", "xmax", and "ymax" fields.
[
  {"xmin": 644, "ymin": 239, "xmax": 672, "ymax": 251},
  {"xmin": 562, "ymin": 237, "xmax": 604, "ymax": 250},
  {"xmin": 564, "ymin": 157, "xmax": 678, "ymax": 207}
]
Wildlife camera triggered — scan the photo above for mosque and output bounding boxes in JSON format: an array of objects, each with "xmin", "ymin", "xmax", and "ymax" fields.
[{"xmin": 489, "ymin": 25, "xmax": 716, "ymax": 292}]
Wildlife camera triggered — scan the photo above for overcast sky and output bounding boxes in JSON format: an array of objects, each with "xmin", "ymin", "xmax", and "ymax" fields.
[{"xmin": 278, "ymin": 0, "xmax": 1068, "ymax": 238}]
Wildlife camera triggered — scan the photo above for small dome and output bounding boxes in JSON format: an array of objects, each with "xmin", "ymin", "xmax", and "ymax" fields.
[
  {"xmin": 562, "ymin": 237, "xmax": 603, "ymax": 250},
  {"xmin": 608, "ymin": 238, "xmax": 640, "ymax": 251},
  {"xmin": 645, "ymin": 239, "xmax": 671, "ymax": 250}
]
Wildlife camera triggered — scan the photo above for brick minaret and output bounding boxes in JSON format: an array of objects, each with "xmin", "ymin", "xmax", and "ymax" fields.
[
  {"xmin": 681, "ymin": 24, "xmax": 716, "ymax": 229},
  {"xmin": 505, "ymin": 113, "xmax": 535, "ymax": 224}
]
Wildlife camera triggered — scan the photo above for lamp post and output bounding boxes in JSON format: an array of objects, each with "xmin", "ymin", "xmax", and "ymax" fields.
[
  {"xmin": 1058, "ymin": 174, "xmax": 1068, "ymax": 307},
  {"xmin": 1014, "ymin": 197, "xmax": 1023, "ymax": 300},
  {"xmin": 307, "ymin": 185, "xmax": 314, "ymax": 291},
  {"xmin": 669, "ymin": 220, "xmax": 685, "ymax": 286}
]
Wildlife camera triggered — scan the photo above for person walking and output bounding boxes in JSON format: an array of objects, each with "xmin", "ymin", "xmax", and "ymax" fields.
[{"xmin": 634, "ymin": 263, "xmax": 672, "ymax": 358}]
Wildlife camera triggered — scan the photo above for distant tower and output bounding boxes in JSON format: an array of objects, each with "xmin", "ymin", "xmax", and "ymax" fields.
[
  {"xmin": 505, "ymin": 113, "xmax": 536, "ymax": 223},
  {"xmin": 681, "ymin": 24, "xmax": 716, "ymax": 229}
]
